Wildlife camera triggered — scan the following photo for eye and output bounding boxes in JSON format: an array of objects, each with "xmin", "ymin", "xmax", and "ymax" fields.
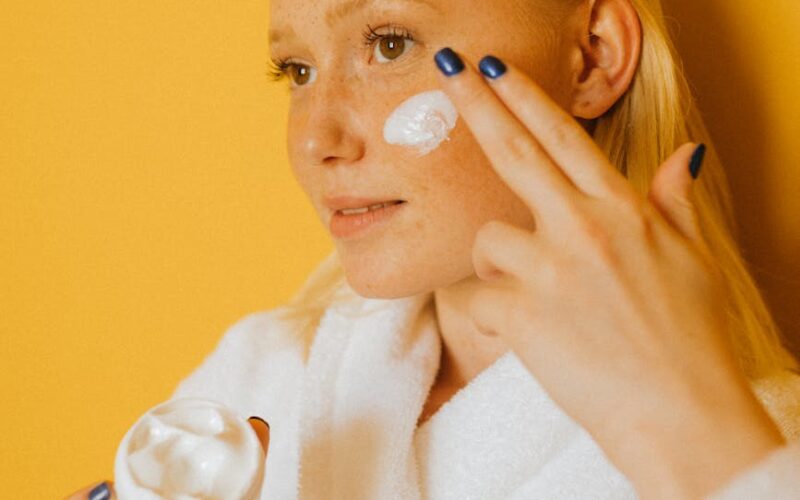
[
  {"xmin": 362, "ymin": 24, "xmax": 416, "ymax": 64},
  {"xmin": 267, "ymin": 24, "xmax": 415, "ymax": 89},
  {"xmin": 268, "ymin": 57, "xmax": 317, "ymax": 88},
  {"xmin": 374, "ymin": 34, "xmax": 415, "ymax": 63},
  {"xmin": 286, "ymin": 64, "xmax": 317, "ymax": 86}
]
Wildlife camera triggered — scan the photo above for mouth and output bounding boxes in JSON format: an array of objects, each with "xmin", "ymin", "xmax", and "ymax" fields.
[
  {"xmin": 334, "ymin": 199, "xmax": 406, "ymax": 215},
  {"xmin": 329, "ymin": 200, "xmax": 408, "ymax": 240}
]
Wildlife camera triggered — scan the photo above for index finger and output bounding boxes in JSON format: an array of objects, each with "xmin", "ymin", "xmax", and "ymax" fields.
[
  {"xmin": 434, "ymin": 47, "xmax": 579, "ymax": 219},
  {"xmin": 476, "ymin": 54, "xmax": 629, "ymax": 199}
]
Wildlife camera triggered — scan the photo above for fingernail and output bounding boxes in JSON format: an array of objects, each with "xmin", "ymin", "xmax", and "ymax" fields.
[
  {"xmin": 689, "ymin": 143, "xmax": 706, "ymax": 179},
  {"xmin": 434, "ymin": 48, "xmax": 464, "ymax": 77},
  {"xmin": 88, "ymin": 481, "xmax": 112, "ymax": 500},
  {"xmin": 478, "ymin": 55, "xmax": 507, "ymax": 79},
  {"xmin": 249, "ymin": 415, "xmax": 269, "ymax": 430}
]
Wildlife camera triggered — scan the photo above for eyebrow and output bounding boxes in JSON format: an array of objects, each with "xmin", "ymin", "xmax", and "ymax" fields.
[{"xmin": 269, "ymin": 0, "xmax": 441, "ymax": 44}]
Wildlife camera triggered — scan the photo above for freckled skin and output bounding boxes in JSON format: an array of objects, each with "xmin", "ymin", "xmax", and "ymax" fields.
[{"xmin": 270, "ymin": 0, "xmax": 579, "ymax": 299}]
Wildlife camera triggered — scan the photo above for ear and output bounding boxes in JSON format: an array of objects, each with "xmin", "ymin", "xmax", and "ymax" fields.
[{"xmin": 568, "ymin": 0, "xmax": 642, "ymax": 119}]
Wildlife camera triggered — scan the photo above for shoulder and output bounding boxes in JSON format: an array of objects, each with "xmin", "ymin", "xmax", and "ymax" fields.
[
  {"xmin": 169, "ymin": 306, "xmax": 307, "ymax": 407},
  {"xmin": 168, "ymin": 251, "xmax": 350, "ymax": 402},
  {"xmin": 209, "ymin": 307, "xmax": 305, "ymax": 360},
  {"xmin": 750, "ymin": 368, "xmax": 800, "ymax": 441}
]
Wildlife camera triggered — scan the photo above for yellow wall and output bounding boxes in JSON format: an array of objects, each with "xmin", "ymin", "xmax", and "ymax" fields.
[
  {"xmin": 1, "ymin": 1, "xmax": 798, "ymax": 496},
  {"xmin": 662, "ymin": 0, "xmax": 800, "ymax": 357}
]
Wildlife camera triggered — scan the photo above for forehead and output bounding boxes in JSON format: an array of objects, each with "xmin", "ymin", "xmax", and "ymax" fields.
[
  {"xmin": 271, "ymin": 0, "xmax": 443, "ymax": 18},
  {"xmin": 269, "ymin": 0, "xmax": 445, "ymax": 40}
]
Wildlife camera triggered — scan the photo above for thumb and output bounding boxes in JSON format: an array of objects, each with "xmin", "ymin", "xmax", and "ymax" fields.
[
  {"xmin": 648, "ymin": 142, "xmax": 706, "ymax": 243},
  {"xmin": 248, "ymin": 416, "xmax": 271, "ymax": 455}
]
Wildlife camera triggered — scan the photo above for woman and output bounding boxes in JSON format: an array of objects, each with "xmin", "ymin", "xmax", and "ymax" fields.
[{"xmin": 69, "ymin": 0, "xmax": 800, "ymax": 498}]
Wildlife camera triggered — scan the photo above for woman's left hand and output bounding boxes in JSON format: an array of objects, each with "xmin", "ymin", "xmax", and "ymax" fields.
[{"xmin": 433, "ymin": 49, "xmax": 786, "ymax": 499}]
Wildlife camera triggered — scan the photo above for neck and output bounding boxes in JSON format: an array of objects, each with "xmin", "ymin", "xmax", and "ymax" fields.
[{"xmin": 432, "ymin": 274, "xmax": 511, "ymax": 387}]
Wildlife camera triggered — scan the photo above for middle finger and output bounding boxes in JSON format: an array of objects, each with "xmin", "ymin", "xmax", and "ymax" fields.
[
  {"xmin": 476, "ymin": 54, "xmax": 630, "ymax": 199},
  {"xmin": 434, "ymin": 47, "xmax": 579, "ymax": 220}
]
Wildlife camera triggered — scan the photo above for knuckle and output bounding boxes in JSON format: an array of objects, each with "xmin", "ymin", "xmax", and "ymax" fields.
[
  {"xmin": 574, "ymin": 212, "xmax": 604, "ymax": 242},
  {"xmin": 472, "ymin": 225, "xmax": 495, "ymax": 262},
  {"xmin": 620, "ymin": 200, "xmax": 650, "ymax": 229},
  {"xmin": 475, "ymin": 220, "xmax": 503, "ymax": 245},
  {"xmin": 500, "ymin": 132, "xmax": 538, "ymax": 164},
  {"xmin": 559, "ymin": 196, "xmax": 586, "ymax": 221},
  {"xmin": 630, "ymin": 203, "xmax": 659, "ymax": 243},
  {"xmin": 575, "ymin": 215, "xmax": 617, "ymax": 263},
  {"xmin": 546, "ymin": 115, "xmax": 575, "ymax": 149},
  {"xmin": 669, "ymin": 191, "xmax": 696, "ymax": 213}
]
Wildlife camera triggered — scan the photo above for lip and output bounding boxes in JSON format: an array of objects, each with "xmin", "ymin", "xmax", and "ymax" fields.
[
  {"xmin": 323, "ymin": 194, "xmax": 406, "ymax": 212},
  {"xmin": 329, "ymin": 200, "xmax": 407, "ymax": 240}
]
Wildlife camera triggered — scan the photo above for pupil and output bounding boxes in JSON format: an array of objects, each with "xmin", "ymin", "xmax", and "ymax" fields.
[
  {"xmin": 380, "ymin": 36, "xmax": 404, "ymax": 60},
  {"xmin": 293, "ymin": 65, "xmax": 310, "ymax": 85}
]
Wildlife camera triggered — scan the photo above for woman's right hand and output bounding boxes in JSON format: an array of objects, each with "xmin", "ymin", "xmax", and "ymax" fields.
[{"xmin": 64, "ymin": 416, "xmax": 271, "ymax": 500}]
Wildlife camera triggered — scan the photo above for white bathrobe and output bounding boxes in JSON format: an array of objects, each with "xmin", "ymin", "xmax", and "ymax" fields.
[{"xmin": 170, "ymin": 254, "xmax": 800, "ymax": 500}]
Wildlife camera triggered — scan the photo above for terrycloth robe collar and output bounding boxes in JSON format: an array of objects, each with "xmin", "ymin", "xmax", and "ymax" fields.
[
  {"xmin": 295, "ymin": 283, "xmax": 636, "ymax": 500},
  {"xmin": 297, "ymin": 286, "xmax": 441, "ymax": 499}
]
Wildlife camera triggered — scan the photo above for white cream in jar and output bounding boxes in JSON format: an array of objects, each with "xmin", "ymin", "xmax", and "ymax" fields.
[{"xmin": 114, "ymin": 398, "xmax": 265, "ymax": 500}]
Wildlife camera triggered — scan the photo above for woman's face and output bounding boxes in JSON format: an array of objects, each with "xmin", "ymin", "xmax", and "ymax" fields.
[{"xmin": 270, "ymin": 0, "xmax": 579, "ymax": 298}]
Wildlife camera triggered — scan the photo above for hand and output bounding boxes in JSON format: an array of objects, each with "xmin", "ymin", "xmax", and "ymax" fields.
[
  {"xmin": 64, "ymin": 416, "xmax": 271, "ymax": 499},
  {"xmin": 433, "ymin": 48, "xmax": 786, "ymax": 499}
]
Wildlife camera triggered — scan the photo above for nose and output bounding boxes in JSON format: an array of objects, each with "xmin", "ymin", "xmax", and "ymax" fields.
[{"xmin": 298, "ymin": 79, "xmax": 366, "ymax": 167}]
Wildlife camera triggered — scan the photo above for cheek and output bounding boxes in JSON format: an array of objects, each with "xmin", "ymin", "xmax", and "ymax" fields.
[
  {"xmin": 383, "ymin": 89, "xmax": 458, "ymax": 156},
  {"xmin": 425, "ymin": 123, "xmax": 536, "ymax": 233},
  {"xmin": 285, "ymin": 115, "xmax": 317, "ymax": 195}
]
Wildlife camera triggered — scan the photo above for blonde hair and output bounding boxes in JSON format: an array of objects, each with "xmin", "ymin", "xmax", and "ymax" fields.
[{"xmin": 275, "ymin": 0, "xmax": 799, "ymax": 378}]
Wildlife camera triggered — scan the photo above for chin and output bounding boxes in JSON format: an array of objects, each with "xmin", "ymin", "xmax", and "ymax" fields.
[
  {"xmin": 339, "ymin": 252, "xmax": 473, "ymax": 300},
  {"xmin": 342, "ymin": 265, "xmax": 429, "ymax": 299},
  {"xmin": 335, "ymin": 247, "xmax": 430, "ymax": 299}
]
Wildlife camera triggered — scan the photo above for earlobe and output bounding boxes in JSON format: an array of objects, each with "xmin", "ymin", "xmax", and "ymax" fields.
[{"xmin": 569, "ymin": 0, "xmax": 642, "ymax": 119}]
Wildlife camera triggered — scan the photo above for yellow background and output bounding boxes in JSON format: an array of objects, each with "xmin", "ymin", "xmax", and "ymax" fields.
[{"xmin": 1, "ymin": 1, "xmax": 798, "ymax": 497}]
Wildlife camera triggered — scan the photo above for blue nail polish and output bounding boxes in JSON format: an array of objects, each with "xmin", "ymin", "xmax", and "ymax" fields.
[
  {"xmin": 479, "ymin": 55, "xmax": 507, "ymax": 79},
  {"xmin": 89, "ymin": 482, "xmax": 112, "ymax": 500},
  {"xmin": 434, "ymin": 48, "xmax": 464, "ymax": 77},
  {"xmin": 689, "ymin": 143, "xmax": 706, "ymax": 179}
]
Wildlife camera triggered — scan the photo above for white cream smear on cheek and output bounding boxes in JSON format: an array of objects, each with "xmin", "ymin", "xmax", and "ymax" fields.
[
  {"xmin": 114, "ymin": 398, "xmax": 265, "ymax": 500},
  {"xmin": 383, "ymin": 89, "xmax": 459, "ymax": 156}
]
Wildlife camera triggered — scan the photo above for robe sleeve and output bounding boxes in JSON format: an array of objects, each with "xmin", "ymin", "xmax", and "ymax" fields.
[{"xmin": 705, "ymin": 440, "xmax": 800, "ymax": 500}]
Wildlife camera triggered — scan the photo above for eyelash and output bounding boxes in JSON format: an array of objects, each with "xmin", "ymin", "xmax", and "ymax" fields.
[
  {"xmin": 267, "ymin": 57, "xmax": 293, "ymax": 82},
  {"xmin": 361, "ymin": 23, "xmax": 414, "ymax": 49},
  {"xmin": 267, "ymin": 23, "xmax": 415, "ymax": 83}
]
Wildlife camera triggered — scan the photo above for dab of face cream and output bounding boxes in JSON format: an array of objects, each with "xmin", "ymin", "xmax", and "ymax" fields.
[
  {"xmin": 383, "ymin": 89, "xmax": 458, "ymax": 156},
  {"xmin": 114, "ymin": 398, "xmax": 265, "ymax": 500}
]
